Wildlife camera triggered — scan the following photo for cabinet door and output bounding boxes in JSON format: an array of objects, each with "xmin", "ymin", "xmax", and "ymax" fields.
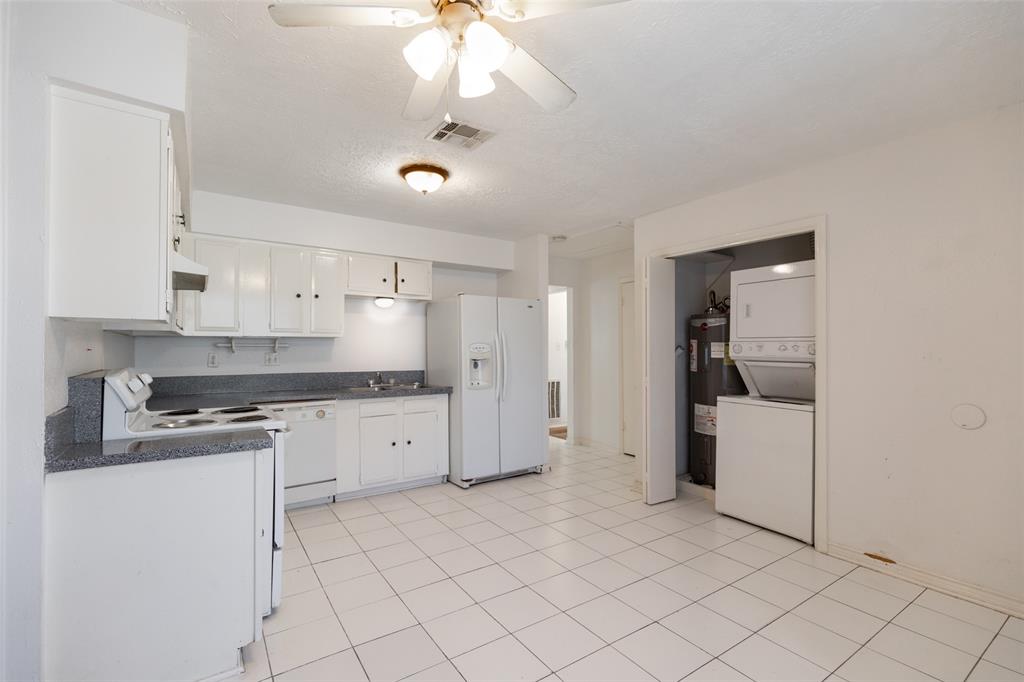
[
  {"xmin": 269, "ymin": 247, "xmax": 309, "ymax": 334},
  {"xmin": 347, "ymin": 255, "xmax": 395, "ymax": 295},
  {"xmin": 359, "ymin": 414, "xmax": 401, "ymax": 486},
  {"xmin": 49, "ymin": 88, "xmax": 169, "ymax": 321},
  {"xmin": 193, "ymin": 239, "xmax": 241, "ymax": 333},
  {"xmin": 395, "ymin": 260, "xmax": 432, "ymax": 298},
  {"xmin": 310, "ymin": 251, "xmax": 347, "ymax": 335},
  {"xmin": 402, "ymin": 410, "xmax": 439, "ymax": 479}
]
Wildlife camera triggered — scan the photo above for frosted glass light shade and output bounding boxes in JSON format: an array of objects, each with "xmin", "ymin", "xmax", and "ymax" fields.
[
  {"xmin": 458, "ymin": 51, "xmax": 495, "ymax": 98},
  {"xmin": 403, "ymin": 27, "xmax": 450, "ymax": 81},
  {"xmin": 464, "ymin": 20, "xmax": 509, "ymax": 72}
]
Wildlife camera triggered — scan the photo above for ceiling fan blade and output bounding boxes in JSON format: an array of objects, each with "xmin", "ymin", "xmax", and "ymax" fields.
[
  {"xmin": 499, "ymin": 42, "xmax": 576, "ymax": 113},
  {"xmin": 268, "ymin": 2, "xmax": 436, "ymax": 27},
  {"xmin": 482, "ymin": 0, "xmax": 628, "ymax": 22},
  {"xmin": 403, "ymin": 59, "xmax": 455, "ymax": 120}
]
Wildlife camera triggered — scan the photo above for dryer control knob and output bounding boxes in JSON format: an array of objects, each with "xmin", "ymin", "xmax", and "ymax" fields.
[
  {"xmin": 792, "ymin": 344, "xmax": 800, "ymax": 352},
  {"xmin": 778, "ymin": 344, "xmax": 788, "ymax": 352}
]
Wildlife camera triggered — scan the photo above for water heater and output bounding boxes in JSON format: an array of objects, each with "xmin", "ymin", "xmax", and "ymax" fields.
[{"xmin": 688, "ymin": 312, "xmax": 745, "ymax": 486}]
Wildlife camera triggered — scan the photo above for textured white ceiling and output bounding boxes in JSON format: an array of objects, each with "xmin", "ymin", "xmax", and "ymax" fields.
[{"xmin": 136, "ymin": 1, "xmax": 1023, "ymax": 240}]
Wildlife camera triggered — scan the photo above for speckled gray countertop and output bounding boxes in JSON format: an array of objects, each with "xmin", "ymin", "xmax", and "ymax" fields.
[
  {"xmin": 146, "ymin": 386, "xmax": 451, "ymax": 412},
  {"xmin": 46, "ymin": 429, "xmax": 274, "ymax": 474}
]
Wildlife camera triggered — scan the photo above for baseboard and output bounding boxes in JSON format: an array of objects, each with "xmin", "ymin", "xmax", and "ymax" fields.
[
  {"xmin": 677, "ymin": 478, "xmax": 715, "ymax": 501},
  {"xmin": 828, "ymin": 543, "xmax": 1023, "ymax": 619},
  {"xmin": 334, "ymin": 476, "xmax": 448, "ymax": 502}
]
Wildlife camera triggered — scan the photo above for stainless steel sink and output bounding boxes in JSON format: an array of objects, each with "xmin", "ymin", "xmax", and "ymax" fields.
[{"xmin": 348, "ymin": 383, "xmax": 424, "ymax": 393}]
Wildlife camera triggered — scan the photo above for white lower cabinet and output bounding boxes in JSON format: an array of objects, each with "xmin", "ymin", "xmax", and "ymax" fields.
[
  {"xmin": 44, "ymin": 450, "xmax": 268, "ymax": 682},
  {"xmin": 337, "ymin": 395, "xmax": 449, "ymax": 495}
]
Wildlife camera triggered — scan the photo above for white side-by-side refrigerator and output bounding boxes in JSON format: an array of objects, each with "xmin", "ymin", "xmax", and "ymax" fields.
[{"xmin": 427, "ymin": 294, "xmax": 547, "ymax": 486}]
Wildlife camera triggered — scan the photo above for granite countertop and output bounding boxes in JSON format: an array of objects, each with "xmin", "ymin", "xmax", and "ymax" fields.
[
  {"xmin": 46, "ymin": 428, "xmax": 274, "ymax": 474},
  {"xmin": 146, "ymin": 385, "xmax": 452, "ymax": 412}
]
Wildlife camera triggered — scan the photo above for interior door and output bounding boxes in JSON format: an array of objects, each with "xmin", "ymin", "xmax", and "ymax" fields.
[
  {"xmin": 310, "ymin": 251, "xmax": 346, "ymax": 335},
  {"xmin": 193, "ymin": 239, "xmax": 240, "ymax": 333},
  {"xmin": 497, "ymin": 297, "xmax": 545, "ymax": 474},
  {"xmin": 269, "ymin": 247, "xmax": 309, "ymax": 334},
  {"xmin": 395, "ymin": 260, "xmax": 432, "ymax": 297},
  {"xmin": 645, "ymin": 257, "xmax": 677, "ymax": 504},
  {"xmin": 347, "ymin": 255, "xmax": 395, "ymax": 295},
  {"xmin": 402, "ymin": 410, "xmax": 438, "ymax": 479},
  {"xmin": 458, "ymin": 295, "xmax": 500, "ymax": 479},
  {"xmin": 620, "ymin": 281, "xmax": 641, "ymax": 456},
  {"xmin": 359, "ymin": 414, "xmax": 401, "ymax": 485}
]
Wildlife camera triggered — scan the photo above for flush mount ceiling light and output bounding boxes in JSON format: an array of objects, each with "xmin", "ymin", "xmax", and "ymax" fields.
[
  {"xmin": 267, "ymin": 0, "xmax": 630, "ymax": 119},
  {"xmin": 400, "ymin": 163, "xmax": 449, "ymax": 194},
  {"xmin": 374, "ymin": 297, "xmax": 396, "ymax": 309}
]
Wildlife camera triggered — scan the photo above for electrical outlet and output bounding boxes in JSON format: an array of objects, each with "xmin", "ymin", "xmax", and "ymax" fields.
[
  {"xmin": 207, "ymin": 352, "xmax": 219, "ymax": 368},
  {"xmin": 264, "ymin": 352, "xmax": 279, "ymax": 366}
]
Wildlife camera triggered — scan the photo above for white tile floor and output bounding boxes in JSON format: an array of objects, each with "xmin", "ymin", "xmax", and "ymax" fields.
[{"xmin": 239, "ymin": 439, "xmax": 1023, "ymax": 682}]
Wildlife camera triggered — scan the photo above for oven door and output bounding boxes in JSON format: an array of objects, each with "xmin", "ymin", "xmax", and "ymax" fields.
[{"xmin": 737, "ymin": 360, "xmax": 815, "ymax": 401}]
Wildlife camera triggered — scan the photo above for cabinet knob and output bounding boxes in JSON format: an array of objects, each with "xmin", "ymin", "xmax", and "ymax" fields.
[
  {"xmin": 406, "ymin": 440, "xmax": 412, "ymax": 445},
  {"xmin": 382, "ymin": 277, "xmax": 388, "ymax": 283},
  {"xmin": 400, "ymin": 278, "xmax": 406, "ymax": 283},
  {"xmin": 295, "ymin": 293, "xmax": 302, "ymax": 298},
  {"xmin": 314, "ymin": 294, "xmax": 320, "ymax": 299},
  {"xmin": 391, "ymin": 441, "xmax": 396, "ymax": 447}
]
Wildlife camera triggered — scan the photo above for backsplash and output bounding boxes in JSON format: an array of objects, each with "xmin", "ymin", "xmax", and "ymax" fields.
[{"xmin": 149, "ymin": 370, "xmax": 425, "ymax": 397}]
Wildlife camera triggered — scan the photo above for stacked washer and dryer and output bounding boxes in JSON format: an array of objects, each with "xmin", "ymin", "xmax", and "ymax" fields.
[{"xmin": 714, "ymin": 260, "xmax": 817, "ymax": 543}]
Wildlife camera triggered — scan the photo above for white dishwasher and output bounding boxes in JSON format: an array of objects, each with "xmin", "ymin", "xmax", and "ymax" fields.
[{"xmin": 263, "ymin": 400, "xmax": 337, "ymax": 506}]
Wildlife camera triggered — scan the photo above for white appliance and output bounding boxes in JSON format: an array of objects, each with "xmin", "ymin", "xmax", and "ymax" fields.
[
  {"xmin": 102, "ymin": 369, "xmax": 287, "ymax": 613},
  {"xmin": 260, "ymin": 400, "xmax": 336, "ymax": 506},
  {"xmin": 427, "ymin": 295, "xmax": 547, "ymax": 487},
  {"xmin": 729, "ymin": 260, "xmax": 815, "ymax": 401},
  {"xmin": 715, "ymin": 396, "xmax": 814, "ymax": 543}
]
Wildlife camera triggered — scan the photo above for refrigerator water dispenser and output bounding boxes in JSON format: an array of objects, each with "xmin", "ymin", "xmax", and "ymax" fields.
[{"xmin": 467, "ymin": 342, "xmax": 493, "ymax": 389}]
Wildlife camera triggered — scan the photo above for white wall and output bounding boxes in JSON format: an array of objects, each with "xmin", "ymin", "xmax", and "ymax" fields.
[
  {"xmin": 550, "ymin": 250, "xmax": 635, "ymax": 450},
  {"xmin": 497, "ymin": 235, "xmax": 549, "ymax": 300},
  {"xmin": 636, "ymin": 105, "xmax": 1024, "ymax": 613},
  {"xmin": 192, "ymin": 191, "xmax": 515, "ymax": 271},
  {"xmin": 547, "ymin": 289, "xmax": 568, "ymax": 424},
  {"xmin": 3, "ymin": 2, "xmax": 187, "ymax": 677}
]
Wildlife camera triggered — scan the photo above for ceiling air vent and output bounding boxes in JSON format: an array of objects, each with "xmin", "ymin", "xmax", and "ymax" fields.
[{"xmin": 427, "ymin": 119, "xmax": 494, "ymax": 150}]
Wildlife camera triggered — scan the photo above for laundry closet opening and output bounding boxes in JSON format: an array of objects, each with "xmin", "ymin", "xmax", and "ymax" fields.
[{"xmin": 644, "ymin": 220, "xmax": 825, "ymax": 548}]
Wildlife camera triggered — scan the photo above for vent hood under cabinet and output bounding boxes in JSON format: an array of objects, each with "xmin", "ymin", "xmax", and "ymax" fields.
[{"xmin": 171, "ymin": 251, "xmax": 208, "ymax": 292}]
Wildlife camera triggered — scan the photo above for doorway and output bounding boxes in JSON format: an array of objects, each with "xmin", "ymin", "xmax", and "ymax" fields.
[
  {"xmin": 641, "ymin": 216, "xmax": 829, "ymax": 550},
  {"xmin": 620, "ymin": 280, "xmax": 640, "ymax": 456},
  {"xmin": 547, "ymin": 286, "xmax": 572, "ymax": 442}
]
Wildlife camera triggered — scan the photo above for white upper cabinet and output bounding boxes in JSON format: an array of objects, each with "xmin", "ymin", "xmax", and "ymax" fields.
[
  {"xmin": 192, "ymin": 238, "xmax": 241, "ymax": 333},
  {"xmin": 49, "ymin": 86, "xmax": 172, "ymax": 321},
  {"xmin": 347, "ymin": 254, "xmax": 395, "ymax": 296},
  {"xmin": 347, "ymin": 254, "xmax": 432, "ymax": 300},
  {"xmin": 395, "ymin": 259, "xmax": 432, "ymax": 298},
  {"xmin": 310, "ymin": 251, "xmax": 347, "ymax": 335},
  {"xmin": 269, "ymin": 247, "xmax": 310, "ymax": 334}
]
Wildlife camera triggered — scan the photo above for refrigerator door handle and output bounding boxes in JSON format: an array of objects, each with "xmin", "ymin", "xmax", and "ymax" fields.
[
  {"xmin": 501, "ymin": 331, "xmax": 510, "ymax": 402},
  {"xmin": 493, "ymin": 332, "xmax": 502, "ymax": 401}
]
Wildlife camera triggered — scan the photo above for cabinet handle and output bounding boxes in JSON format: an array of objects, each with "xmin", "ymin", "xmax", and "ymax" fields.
[{"xmin": 295, "ymin": 293, "xmax": 302, "ymax": 298}]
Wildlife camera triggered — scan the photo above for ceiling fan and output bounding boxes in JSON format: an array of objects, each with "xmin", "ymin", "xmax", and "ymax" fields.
[{"xmin": 268, "ymin": 0, "xmax": 628, "ymax": 119}]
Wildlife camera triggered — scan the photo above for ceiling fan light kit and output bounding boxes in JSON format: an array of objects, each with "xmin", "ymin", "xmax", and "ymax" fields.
[
  {"xmin": 268, "ymin": 0, "xmax": 628, "ymax": 118},
  {"xmin": 400, "ymin": 163, "xmax": 449, "ymax": 194}
]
